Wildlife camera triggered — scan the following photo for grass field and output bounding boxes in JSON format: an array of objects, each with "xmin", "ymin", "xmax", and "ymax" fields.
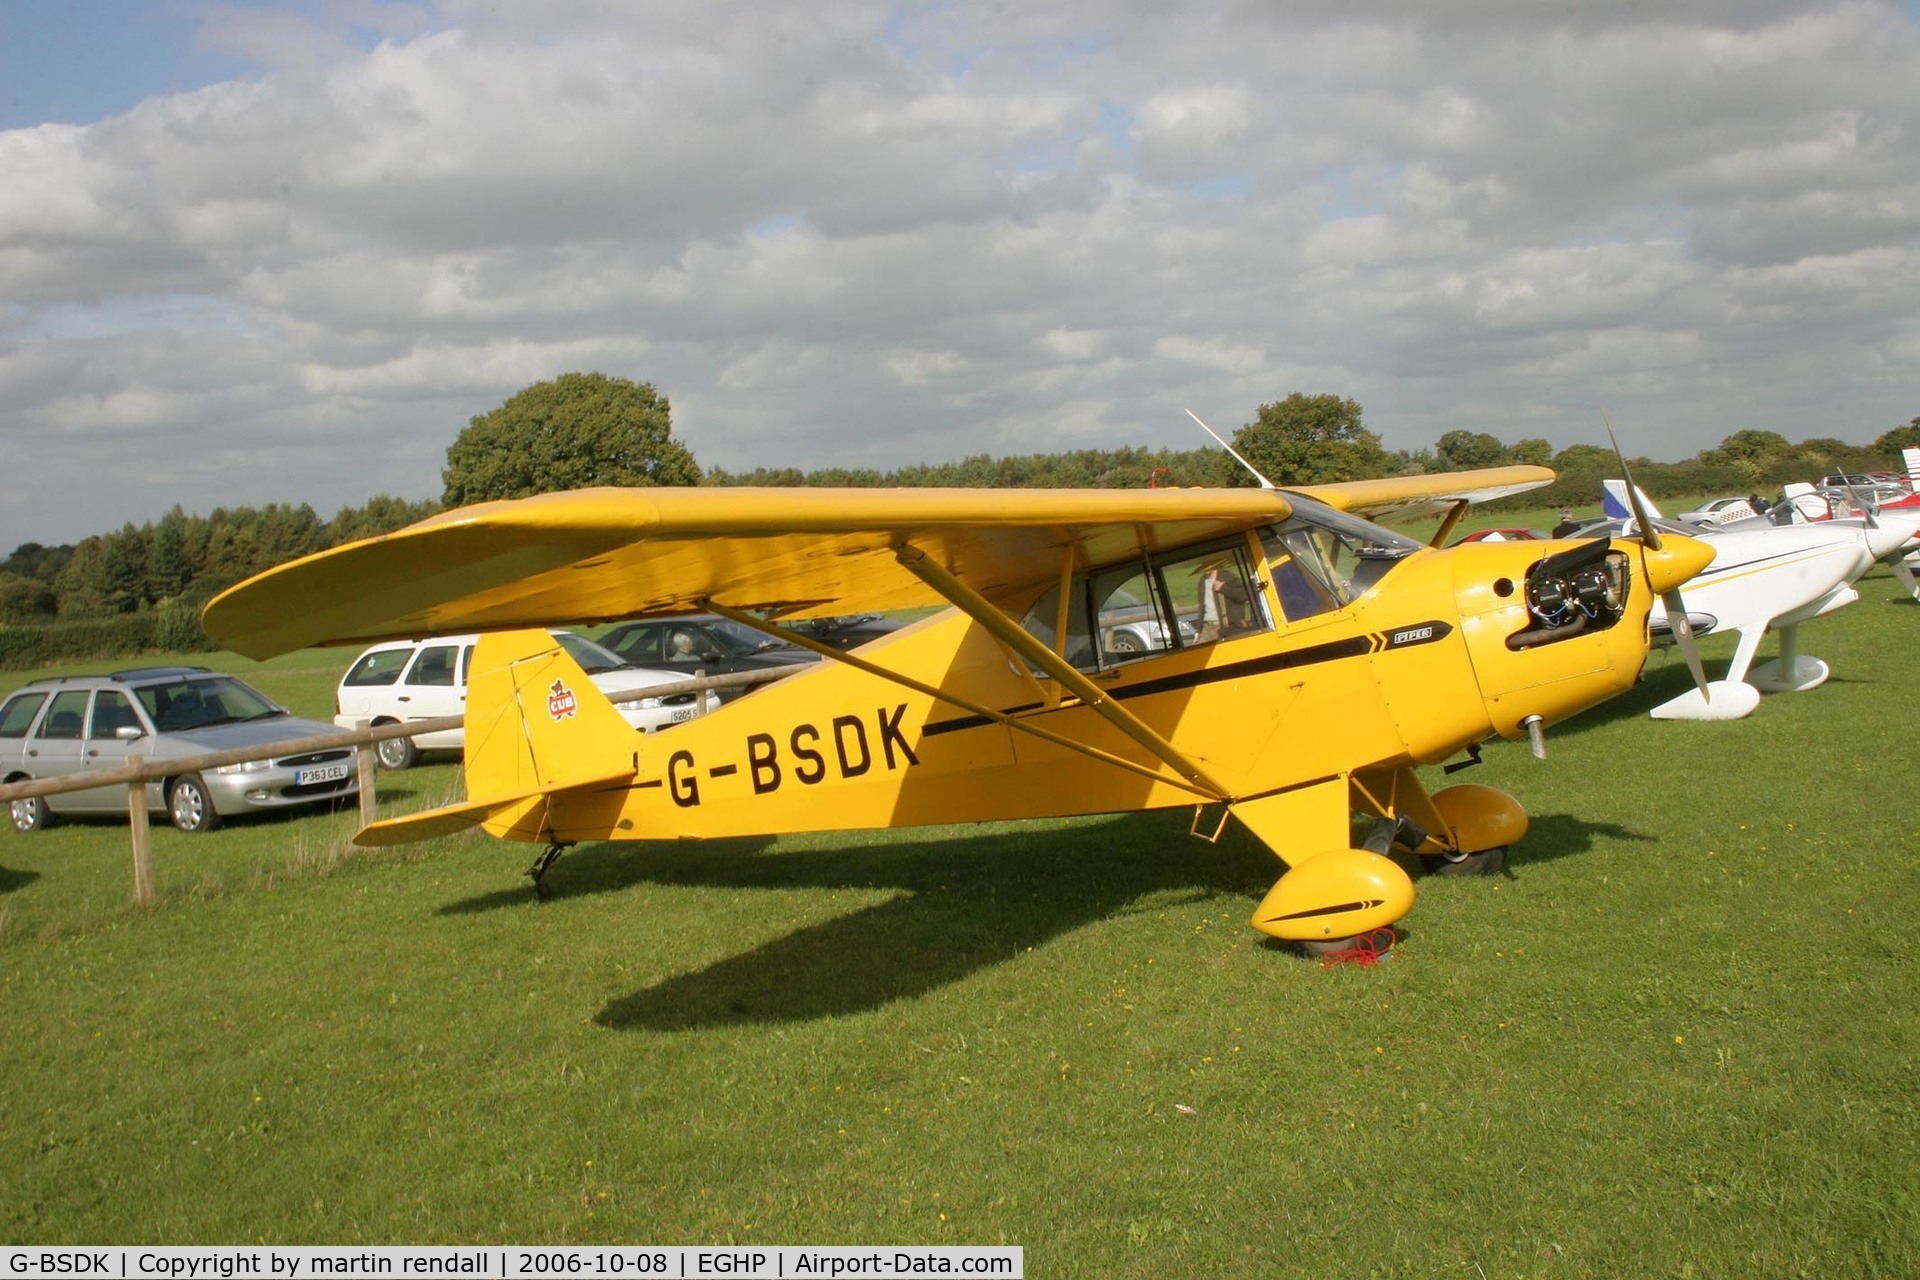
[{"xmin": 3, "ymin": 510, "xmax": 1918, "ymax": 1275}]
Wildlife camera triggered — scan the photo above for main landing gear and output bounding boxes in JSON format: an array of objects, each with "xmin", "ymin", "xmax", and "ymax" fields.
[{"xmin": 1245, "ymin": 781, "xmax": 1526, "ymax": 960}]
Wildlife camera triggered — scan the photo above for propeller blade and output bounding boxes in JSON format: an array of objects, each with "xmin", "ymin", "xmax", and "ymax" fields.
[
  {"xmin": 1607, "ymin": 417, "xmax": 1712, "ymax": 703},
  {"xmin": 1603, "ymin": 418, "xmax": 1661, "ymax": 550},
  {"xmin": 1845, "ymin": 481, "xmax": 1880, "ymax": 530},
  {"xmin": 1893, "ymin": 558, "xmax": 1920, "ymax": 603},
  {"xmin": 1661, "ymin": 588, "xmax": 1711, "ymax": 698}
]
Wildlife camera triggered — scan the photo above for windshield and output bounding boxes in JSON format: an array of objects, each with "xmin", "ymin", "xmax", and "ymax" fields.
[
  {"xmin": 708, "ymin": 617, "xmax": 798, "ymax": 653},
  {"xmin": 555, "ymin": 632, "xmax": 633, "ymax": 674},
  {"xmin": 136, "ymin": 675, "xmax": 283, "ymax": 731},
  {"xmin": 1264, "ymin": 494, "xmax": 1425, "ymax": 608}
]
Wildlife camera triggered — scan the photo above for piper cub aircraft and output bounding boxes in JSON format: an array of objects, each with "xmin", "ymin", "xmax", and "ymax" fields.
[{"xmin": 204, "ymin": 468, "xmax": 1713, "ymax": 953}]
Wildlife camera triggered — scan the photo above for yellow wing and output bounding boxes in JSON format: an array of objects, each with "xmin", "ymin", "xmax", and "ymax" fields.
[
  {"xmin": 202, "ymin": 470, "xmax": 1554, "ymax": 660},
  {"xmin": 203, "ymin": 486, "xmax": 1293, "ymax": 659},
  {"xmin": 1298, "ymin": 465, "xmax": 1554, "ymax": 523}
]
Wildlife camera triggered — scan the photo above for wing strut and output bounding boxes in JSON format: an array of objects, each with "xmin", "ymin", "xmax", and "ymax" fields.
[
  {"xmin": 891, "ymin": 540, "xmax": 1234, "ymax": 802},
  {"xmin": 1429, "ymin": 499, "xmax": 1469, "ymax": 549},
  {"xmin": 700, "ymin": 600, "xmax": 1225, "ymax": 801}
]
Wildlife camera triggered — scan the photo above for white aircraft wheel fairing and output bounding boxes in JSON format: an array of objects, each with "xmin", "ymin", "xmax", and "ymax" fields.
[
  {"xmin": 1649, "ymin": 681, "xmax": 1763, "ymax": 721},
  {"xmin": 1747, "ymin": 655, "xmax": 1831, "ymax": 693}
]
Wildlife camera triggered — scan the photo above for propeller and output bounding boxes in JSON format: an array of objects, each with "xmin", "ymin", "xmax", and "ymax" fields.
[
  {"xmin": 1843, "ymin": 480, "xmax": 1881, "ymax": 530},
  {"xmin": 1605, "ymin": 420, "xmax": 1713, "ymax": 701}
]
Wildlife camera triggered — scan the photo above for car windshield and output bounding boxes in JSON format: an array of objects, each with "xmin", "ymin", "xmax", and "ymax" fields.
[
  {"xmin": 135, "ymin": 675, "xmax": 283, "ymax": 731},
  {"xmin": 791, "ymin": 614, "xmax": 879, "ymax": 634},
  {"xmin": 707, "ymin": 618, "xmax": 799, "ymax": 653},
  {"xmin": 555, "ymin": 632, "xmax": 635, "ymax": 674}
]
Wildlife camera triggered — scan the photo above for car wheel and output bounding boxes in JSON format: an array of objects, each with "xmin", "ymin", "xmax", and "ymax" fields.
[
  {"xmin": 168, "ymin": 775, "xmax": 222, "ymax": 833},
  {"xmin": 375, "ymin": 733, "xmax": 417, "ymax": 771},
  {"xmin": 1109, "ymin": 631, "xmax": 1144, "ymax": 654},
  {"xmin": 9, "ymin": 793, "xmax": 53, "ymax": 834}
]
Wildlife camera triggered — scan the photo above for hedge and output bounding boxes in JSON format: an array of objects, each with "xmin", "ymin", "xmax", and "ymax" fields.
[{"xmin": 0, "ymin": 602, "xmax": 213, "ymax": 671}]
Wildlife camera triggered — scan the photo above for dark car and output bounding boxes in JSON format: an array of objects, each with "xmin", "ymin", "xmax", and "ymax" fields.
[
  {"xmin": 598, "ymin": 615, "xmax": 816, "ymax": 701},
  {"xmin": 781, "ymin": 614, "xmax": 908, "ymax": 652}
]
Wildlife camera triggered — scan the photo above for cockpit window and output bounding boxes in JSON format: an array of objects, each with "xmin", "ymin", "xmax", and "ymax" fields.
[
  {"xmin": 1261, "ymin": 495, "xmax": 1423, "ymax": 617},
  {"xmin": 1019, "ymin": 536, "xmax": 1270, "ymax": 674}
]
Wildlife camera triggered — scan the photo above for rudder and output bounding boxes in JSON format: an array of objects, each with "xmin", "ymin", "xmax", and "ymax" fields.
[{"xmin": 465, "ymin": 629, "xmax": 643, "ymax": 800}]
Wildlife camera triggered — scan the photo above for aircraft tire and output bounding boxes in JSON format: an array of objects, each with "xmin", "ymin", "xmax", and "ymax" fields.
[
  {"xmin": 1423, "ymin": 845, "xmax": 1507, "ymax": 876},
  {"xmin": 1295, "ymin": 927, "xmax": 1397, "ymax": 960}
]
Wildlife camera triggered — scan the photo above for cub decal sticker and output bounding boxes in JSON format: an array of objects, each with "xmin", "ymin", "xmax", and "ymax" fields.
[{"xmin": 546, "ymin": 679, "xmax": 578, "ymax": 721}]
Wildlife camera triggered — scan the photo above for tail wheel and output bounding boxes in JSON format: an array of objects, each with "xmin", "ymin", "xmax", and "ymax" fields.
[
  {"xmin": 168, "ymin": 775, "xmax": 222, "ymax": 833},
  {"xmin": 9, "ymin": 793, "xmax": 54, "ymax": 834},
  {"xmin": 375, "ymin": 732, "xmax": 417, "ymax": 770}
]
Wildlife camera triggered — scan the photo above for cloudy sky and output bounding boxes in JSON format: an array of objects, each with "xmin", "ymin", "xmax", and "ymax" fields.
[{"xmin": 3, "ymin": 1, "xmax": 1919, "ymax": 552}]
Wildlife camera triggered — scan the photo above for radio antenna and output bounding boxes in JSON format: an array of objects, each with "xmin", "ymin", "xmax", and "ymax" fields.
[{"xmin": 1185, "ymin": 409, "xmax": 1277, "ymax": 489}]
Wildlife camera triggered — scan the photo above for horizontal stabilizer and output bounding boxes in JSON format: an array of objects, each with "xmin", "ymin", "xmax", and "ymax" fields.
[{"xmin": 353, "ymin": 791, "xmax": 544, "ymax": 847}]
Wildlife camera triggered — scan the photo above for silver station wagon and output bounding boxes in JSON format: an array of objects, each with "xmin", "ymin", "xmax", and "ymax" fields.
[{"xmin": 2, "ymin": 666, "xmax": 358, "ymax": 833}]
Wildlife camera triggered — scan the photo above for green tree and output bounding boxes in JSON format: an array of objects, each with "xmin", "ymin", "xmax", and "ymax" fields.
[
  {"xmin": 327, "ymin": 495, "xmax": 441, "ymax": 546},
  {"xmin": 1434, "ymin": 430, "xmax": 1509, "ymax": 470},
  {"xmin": 1874, "ymin": 417, "xmax": 1920, "ymax": 455},
  {"xmin": 1509, "ymin": 437, "xmax": 1551, "ymax": 467},
  {"xmin": 1231, "ymin": 394, "xmax": 1391, "ymax": 487},
  {"xmin": 1697, "ymin": 429, "xmax": 1792, "ymax": 482},
  {"xmin": 146, "ymin": 507, "xmax": 194, "ymax": 602},
  {"xmin": 443, "ymin": 372, "xmax": 701, "ymax": 505},
  {"xmin": 2, "ymin": 542, "xmax": 73, "ymax": 583},
  {"xmin": 0, "ymin": 572, "xmax": 57, "ymax": 624},
  {"xmin": 94, "ymin": 524, "xmax": 150, "ymax": 614},
  {"xmin": 1551, "ymin": 443, "xmax": 1616, "ymax": 473}
]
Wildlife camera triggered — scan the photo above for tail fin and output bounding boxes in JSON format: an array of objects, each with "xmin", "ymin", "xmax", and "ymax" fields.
[
  {"xmin": 353, "ymin": 629, "xmax": 638, "ymax": 847},
  {"xmin": 464, "ymin": 629, "xmax": 642, "ymax": 798},
  {"xmin": 1601, "ymin": 478, "xmax": 1663, "ymax": 523}
]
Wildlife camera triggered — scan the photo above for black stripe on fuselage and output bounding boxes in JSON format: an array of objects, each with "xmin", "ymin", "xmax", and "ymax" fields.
[{"xmin": 922, "ymin": 620, "xmax": 1452, "ymax": 737}]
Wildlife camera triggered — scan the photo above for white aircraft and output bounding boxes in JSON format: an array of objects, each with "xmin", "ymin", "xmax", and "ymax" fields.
[
  {"xmin": 1597, "ymin": 481, "xmax": 1920, "ymax": 720},
  {"xmin": 1764, "ymin": 481, "xmax": 1920, "ymax": 603}
]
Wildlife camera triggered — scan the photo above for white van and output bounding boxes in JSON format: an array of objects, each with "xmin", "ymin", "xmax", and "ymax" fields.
[{"xmin": 334, "ymin": 630, "xmax": 717, "ymax": 769}]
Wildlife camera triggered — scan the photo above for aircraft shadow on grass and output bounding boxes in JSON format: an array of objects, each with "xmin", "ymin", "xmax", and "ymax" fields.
[
  {"xmin": 583, "ymin": 810, "xmax": 1271, "ymax": 1031},
  {"xmin": 1506, "ymin": 812, "xmax": 1657, "ymax": 869},
  {"xmin": 431, "ymin": 804, "xmax": 1654, "ymax": 1031},
  {"xmin": 0, "ymin": 864, "xmax": 39, "ymax": 894}
]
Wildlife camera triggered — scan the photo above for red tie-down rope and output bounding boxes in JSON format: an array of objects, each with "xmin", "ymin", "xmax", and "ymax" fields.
[{"xmin": 1319, "ymin": 927, "xmax": 1398, "ymax": 968}]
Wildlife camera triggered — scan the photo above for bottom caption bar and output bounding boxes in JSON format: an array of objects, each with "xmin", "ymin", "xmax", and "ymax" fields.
[{"xmin": 1, "ymin": 1247, "xmax": 1023, "ymax": 1280}]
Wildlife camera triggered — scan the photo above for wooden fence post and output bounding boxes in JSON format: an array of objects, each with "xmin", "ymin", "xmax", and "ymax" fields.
[
  {"xmin": 126, "ymin": 753, "xmax": 154, "ymax": 906},
  {"xmin": 356, "ymin": 723, "xmax": 377, "ymax": 827}
]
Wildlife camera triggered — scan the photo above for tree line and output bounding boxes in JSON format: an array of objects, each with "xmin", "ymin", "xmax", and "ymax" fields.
[{"xmin": 6, "ymin": 371, "xmax": 1917, "ymax": 663}]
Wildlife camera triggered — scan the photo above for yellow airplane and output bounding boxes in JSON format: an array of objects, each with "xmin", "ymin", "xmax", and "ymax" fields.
[{"xmin": 203, "ymin": 469, "xmax": 1713, "ymax": 953}]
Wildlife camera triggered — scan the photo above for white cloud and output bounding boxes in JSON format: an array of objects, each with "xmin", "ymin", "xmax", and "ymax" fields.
[{"xmin": 1, "ymin": 0, "xmax": 1918, "ymax": 550}]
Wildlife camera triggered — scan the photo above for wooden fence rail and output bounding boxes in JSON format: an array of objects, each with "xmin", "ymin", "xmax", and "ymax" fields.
[{"xmin": 0, "ymin": 664, "xmax": 798, "ymax": 905}]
